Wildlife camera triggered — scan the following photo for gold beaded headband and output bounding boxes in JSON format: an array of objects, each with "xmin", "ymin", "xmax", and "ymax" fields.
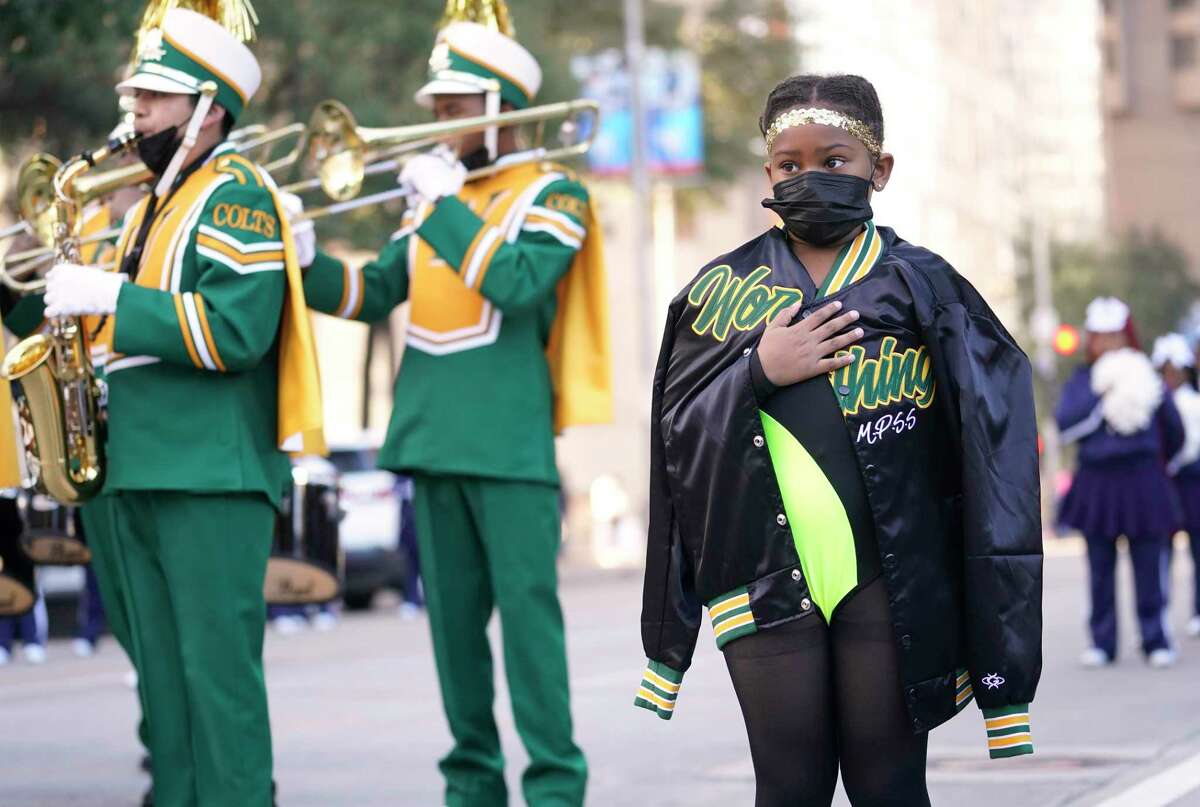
[{"xmin": 765, "ymin": 107, "xmax": 882, "ymax": 158}]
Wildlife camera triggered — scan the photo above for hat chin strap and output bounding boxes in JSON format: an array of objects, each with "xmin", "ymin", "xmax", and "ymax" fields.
[
  {"xmin": 154, "ymin": 82, "xmax": 218, "ymax": 198},
  {"xmin": 484, "ymin": 87, "xmax": 500, "ymax": 162}
]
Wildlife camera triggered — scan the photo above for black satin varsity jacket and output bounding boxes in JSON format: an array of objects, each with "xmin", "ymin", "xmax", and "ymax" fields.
[{"xmin": 633, "ymin": 225, "xmax": 1043, "ymax": 759}]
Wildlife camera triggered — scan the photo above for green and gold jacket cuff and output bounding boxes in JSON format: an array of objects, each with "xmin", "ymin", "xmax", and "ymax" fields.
[
  {"xmin": 707, "ymin": 587, "xmax": 758, "ymax": 648},
  {"xmin": 2, "ymin": 293, "xmax": 47, "ymax": 339},
  {"xmin": 983, "ymin": 704, "xmax": 1033, "ymax": 759},
  {"xmin": 633, "ymin": 660, "xmax": 683, "ymax": 720},
  {"xmin": 416, "ymin": 196, "xmax": 484, "ymax": 274},
  {"xmin": 303, "ymin": 250, "xmax": 362, "ymax": 319}
]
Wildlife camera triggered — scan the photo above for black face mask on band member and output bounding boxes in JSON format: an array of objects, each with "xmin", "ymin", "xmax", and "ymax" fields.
[
  {"xmin": 136, "ymin": 124, "xmax": 181, "ymax": 177},
  {"xmin": 761, "ymin": 170, "xmax": 875, "ymax": 247},
  {"xmin": 459, "ymin": 145, "xmax": 492, "ymax": 172}
]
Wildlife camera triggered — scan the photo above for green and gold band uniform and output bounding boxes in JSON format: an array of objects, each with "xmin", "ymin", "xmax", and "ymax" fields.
[
  {"xmin": 101, "ymin": 143, "xmax": 289, "ymax": 807},
  {"xmin": 304, "ymin": 156, "xmax": 599, "ymax": 807},
  {"xmin": 305, "ymin": 159, "xmax": 590, "ymax": 481},
  {"xmin": 6, "ymin": 141, "xmax": 300, "ymax": 805},
  {"xmin": 14, "ymin": 9, "xmax": 323, "ymax": 806}
]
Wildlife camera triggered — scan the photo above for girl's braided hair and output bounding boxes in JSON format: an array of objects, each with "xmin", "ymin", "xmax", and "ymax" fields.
[{"xmin": 759, "ymin": 74, "xmax": 885, "ymax": 147}]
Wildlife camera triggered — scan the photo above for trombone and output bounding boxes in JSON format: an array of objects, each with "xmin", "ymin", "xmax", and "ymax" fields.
[
  {"xmin": 282, "ymin": 98, "xmax": 599, "ymax": 221},
  {"xmin": 0, "ymin": 121, "xmax": 307, "ymax": 291},
  {"xmin": 0, "ymin": 221, "xmax": 32, "ymax": 241},
  {"xmin": 1, "ymin": 100, "xmax": 599, "ymax": 287},
  {"xmin": 0, "ymin": 157, "xmax": 151, "ymax": 293}
]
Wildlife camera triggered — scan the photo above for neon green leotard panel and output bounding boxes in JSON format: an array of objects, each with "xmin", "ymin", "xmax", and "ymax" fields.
[{"xmin": 759, "ymin": 410, "xmax": 858, "ymax": 621}]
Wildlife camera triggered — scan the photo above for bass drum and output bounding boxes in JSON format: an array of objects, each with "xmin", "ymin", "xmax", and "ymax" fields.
[
  {"xmin": 0, "ymin": 496, "xmax": 36, "ymax": 616},
  {"xmin": 20, "ymin": 493, "xmax": 89, "ymax": 565},
  {"xmin": 264, "ymin": 457, "xmax": 342, "ymax": 605}
]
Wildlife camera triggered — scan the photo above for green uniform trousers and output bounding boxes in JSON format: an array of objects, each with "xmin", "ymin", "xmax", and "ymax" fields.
[
  {"xmin": 79, "ymin": 497, "xmax": 150, "ymax": 753},
  {"xmin": 87, "ymin": 490, "xmax": 275, "ymax": 807},
  {"xmin": 413, "ymin": 474, "xmax": 587, "ymax": 807}
]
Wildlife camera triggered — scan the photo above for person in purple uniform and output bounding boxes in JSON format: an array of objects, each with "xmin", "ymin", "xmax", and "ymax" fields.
[
  {"xmin": 1152, "ymin": 333, "xmax": 1200, "ymax": 639},
  {"xmin": 1057, "ymin": 297, "xmax": 1183, "ymax": 668}
]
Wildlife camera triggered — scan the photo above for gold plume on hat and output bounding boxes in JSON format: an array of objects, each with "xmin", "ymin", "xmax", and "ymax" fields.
[
  {"xmin": 438, "ymin": 0, "xmax": 516, "ymax": 36},
  {"xmin": 131, "ymin": 0, "xmax": 258, "ymax": 65}
]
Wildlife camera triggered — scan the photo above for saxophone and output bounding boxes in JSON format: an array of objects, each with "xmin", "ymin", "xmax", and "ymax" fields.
[{"xmin": 0, "ymin": 132, "xmax": 141, "ymax": 505}]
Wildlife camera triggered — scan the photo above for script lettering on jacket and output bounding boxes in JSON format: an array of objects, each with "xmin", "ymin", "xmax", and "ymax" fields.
[
  {"xmin": 687, "ymin": 264, "xmax": 804, "ymax": 342},
  {"xmin": 211, "ymin": 203, "xmax": 277, "ymax": 239},
  {"xmin": 830, "ymin": 336, "xmax": 936, "ymax": 415}
]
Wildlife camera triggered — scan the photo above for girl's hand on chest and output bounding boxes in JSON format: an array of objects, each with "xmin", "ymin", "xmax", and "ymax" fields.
[{"xmin": 756, "ymin": 300, "xmax": 863, "ymax": 387}]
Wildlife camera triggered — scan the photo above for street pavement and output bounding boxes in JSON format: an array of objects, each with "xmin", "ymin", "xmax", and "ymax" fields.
[{"xmin": 4, "ymin": 539, "xmax": 1200, "ymax": 806}]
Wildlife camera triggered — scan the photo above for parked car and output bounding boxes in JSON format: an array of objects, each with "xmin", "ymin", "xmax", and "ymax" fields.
[{"xmin": 328, "ymin": 434, "xmax": 407, "ymax": 610}]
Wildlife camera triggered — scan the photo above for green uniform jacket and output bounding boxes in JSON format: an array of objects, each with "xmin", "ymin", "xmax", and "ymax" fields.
[
  {"xmin": 12, "ymin": 144, "xmax": 293, "ymax": 506},
  {"xmin": 304, "ymin": 157, "xmax": 590, "ymax": 484}
]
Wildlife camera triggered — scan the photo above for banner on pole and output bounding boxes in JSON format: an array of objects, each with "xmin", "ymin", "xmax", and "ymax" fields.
[{"xmin": 572, "ymin": 48, "xmax": 704, "ymax": 177}]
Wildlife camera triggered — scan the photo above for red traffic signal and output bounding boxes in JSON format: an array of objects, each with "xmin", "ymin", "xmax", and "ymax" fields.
[{"xmin": 1053, "ymin": 324, "xmax": 1081, "ymax": 356}]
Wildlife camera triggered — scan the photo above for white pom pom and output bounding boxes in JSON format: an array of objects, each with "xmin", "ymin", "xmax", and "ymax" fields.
[{"xmin": 1091, "ymin": 348, "xmax": 1162, "ymax": 435}]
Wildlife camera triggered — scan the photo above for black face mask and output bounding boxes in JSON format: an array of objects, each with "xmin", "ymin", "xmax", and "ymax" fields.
[
  {"xmin": 460, "ymin": 145, "xmax": 492, "ymax": 172},
  {"xmin": 761, "ymin": 171, "xmax": 874, "ymax": 247},
  {"xmin": 136, "ymin": 125, "xmax": 181, "ymax": 177}
]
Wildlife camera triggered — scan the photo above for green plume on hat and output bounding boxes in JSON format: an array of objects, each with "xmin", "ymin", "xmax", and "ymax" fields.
[{"xmin": 438, "ymin": 0, "xmax": 516, "ymax": 36}]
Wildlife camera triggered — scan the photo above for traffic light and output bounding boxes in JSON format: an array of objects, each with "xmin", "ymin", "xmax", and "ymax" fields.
[{"xmin": 1053, "ymin": 323, "xmax": 1081, "ymax": 356}]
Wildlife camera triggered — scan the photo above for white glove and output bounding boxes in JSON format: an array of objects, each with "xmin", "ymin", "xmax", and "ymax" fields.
[
  {"xmin": 278, "ymin": 191, "xmax": 316, "ymax": 268},
  {"xmin": 399, "ymin": 151, "xmax": 466, "ymax": 204},
  {"xmin": 43, "ymin": 263, "xmax": 127, "ymax": 317}
]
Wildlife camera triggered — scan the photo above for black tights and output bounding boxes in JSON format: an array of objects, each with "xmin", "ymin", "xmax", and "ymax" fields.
[{"xmin": 723, "ymin": 577, "xmax": 931, "ymax": 807}]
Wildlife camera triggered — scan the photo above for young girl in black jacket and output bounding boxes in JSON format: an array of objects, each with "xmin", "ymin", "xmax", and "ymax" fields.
[{"xmin": 633, "ymin": 74, "xmax": 1043, "ymax": 806}]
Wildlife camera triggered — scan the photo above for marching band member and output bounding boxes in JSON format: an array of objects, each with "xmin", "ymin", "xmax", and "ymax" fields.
[
  {"xmin": 39, "ymin": 8, "xmax": 323, "ymax": 805},
  {"xmin": 1153, "ymin": 332, "xmax": 1200, "ymax": 638},
  {"xmin": 633, "ymin": 73, "xmax": 1043, "ymax": 804},
  {"xmin": 291, "ymin": 8, "xmax": 609, "ymax": 804},
  {"xmin": 1057, "ymin": 298, "xmax": 1182, "ymax": 668}
]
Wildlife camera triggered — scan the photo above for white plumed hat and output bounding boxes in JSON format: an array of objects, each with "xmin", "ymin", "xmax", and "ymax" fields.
[
  {"xmin": 1152, "ymin": 333, "xmax": 1194, "ymax": 369},
  {"xmin": 1085, "ymin": 296, "xmax": 1130, "ymax": 334}
]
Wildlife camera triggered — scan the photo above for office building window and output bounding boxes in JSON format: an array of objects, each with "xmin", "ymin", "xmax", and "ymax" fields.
[{"xmin": 1171, "ymin": 35, "xmax": 1197, "ymax": 69}]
